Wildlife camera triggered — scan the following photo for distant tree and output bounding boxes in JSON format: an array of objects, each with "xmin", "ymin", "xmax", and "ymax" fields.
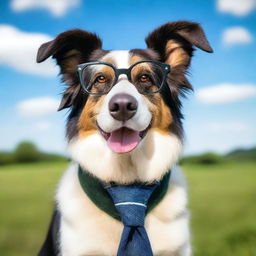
[
  {"xmin": 197, "ymin": 153, "xmax": 225, "ymax": 165},
  {"xmin": 0, "ymin": 152, "xmax": 15, "ymax": 165},
  {"xmin": 226, "ymin": 147, "xmax": 256, "ymax": 162},
  {"xmin": 181, "ymin": 153, "xmax": 226, "ymax": 165},
  {"xmin": 14, "ymin": 141, "xmax": 41, "ymax": 163}
]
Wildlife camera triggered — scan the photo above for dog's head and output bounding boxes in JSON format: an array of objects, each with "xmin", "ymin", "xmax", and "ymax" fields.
[{"xmin": 37, "ymin": 21, "xmax": 212, "ymax": 183}]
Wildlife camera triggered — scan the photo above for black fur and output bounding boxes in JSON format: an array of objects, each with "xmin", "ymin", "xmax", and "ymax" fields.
[
  {"xmin": 38, "ymin": 209, "xmax": 60, "ymax": 256},
  {"xmin": 37, "ymin": 29, "xmax": 103, "ymax": 111}
]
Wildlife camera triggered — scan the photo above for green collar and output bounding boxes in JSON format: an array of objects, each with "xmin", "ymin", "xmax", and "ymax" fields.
[{"xmin": 78, "ymin": 166, "xmax": 171, "ymax": 221}]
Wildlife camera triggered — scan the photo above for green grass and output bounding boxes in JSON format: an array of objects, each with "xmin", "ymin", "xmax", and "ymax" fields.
[
  {"xmin": 0, "ymin": 161, "xmax": 255, "ymax": 256},
  {"xmin": 183, "ymin": 162, "xmax": 256, "ymax": 256},
  {"xmin": 0, "ymin": 162, "xmax": 67, "ymax": 256}
]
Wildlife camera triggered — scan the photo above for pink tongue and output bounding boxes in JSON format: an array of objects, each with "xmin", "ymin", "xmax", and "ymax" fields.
[{"xmin": 107, "ymin": 127, "xmax": 141, "ymax": 153}]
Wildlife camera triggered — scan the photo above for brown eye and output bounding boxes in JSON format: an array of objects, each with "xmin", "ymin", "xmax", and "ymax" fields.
[
  {"xmin": 96, "ymin": 75, "xmax": 106, "ymax": 83},
  {"xmin": 139, "ymin": 74, "xmax": 150, "ymax": 83}
]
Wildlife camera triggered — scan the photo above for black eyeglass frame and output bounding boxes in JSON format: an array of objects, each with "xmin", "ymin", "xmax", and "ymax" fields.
[{"xmin": 77, "ymin": 60, "xmax": 171, "ymax": 96}]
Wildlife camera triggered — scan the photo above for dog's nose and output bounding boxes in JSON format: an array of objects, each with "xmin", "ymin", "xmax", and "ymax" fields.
[{"xmin": 109, "ymin": 93, "xmax": 138, "ymax": 121}]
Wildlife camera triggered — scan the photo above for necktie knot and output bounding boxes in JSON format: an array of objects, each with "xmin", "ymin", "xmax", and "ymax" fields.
[
  {"xmin": 114, "ymin": 202, "xmax": 146, "ymax": 226},
  {"xmin": 105, "ymin": 182, "xmax": 159, "ymax": 225}
]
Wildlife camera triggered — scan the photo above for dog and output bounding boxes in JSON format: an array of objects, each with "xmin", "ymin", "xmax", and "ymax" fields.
[{"xmin": 36, "ymin": 20, "xmax": 212, "ymax": 256}]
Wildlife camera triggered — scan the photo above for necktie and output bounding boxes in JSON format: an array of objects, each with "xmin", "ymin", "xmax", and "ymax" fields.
[{"xmin": 104, "ymin": 182, "xmax": 159, "ymax": 256}]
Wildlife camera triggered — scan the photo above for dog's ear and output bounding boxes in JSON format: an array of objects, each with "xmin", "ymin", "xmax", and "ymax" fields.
[
  {"xmin": 146, "ymin": 21, "xmax": 213, "ymax": 91},
  {"xmin": 37, "ymin": 29, "xmax": 102, "ymax": 110}
]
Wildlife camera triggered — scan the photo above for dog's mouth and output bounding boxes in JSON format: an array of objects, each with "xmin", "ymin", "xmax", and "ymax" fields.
[{"xmin": 97, "ymin": 123, "xmax": 149, "ymax": 154}]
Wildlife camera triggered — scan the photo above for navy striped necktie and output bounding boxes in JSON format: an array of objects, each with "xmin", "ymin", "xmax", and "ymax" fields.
[{"xmin": 104, "ymin": 182, "xmax": 159, "ymax": 256}]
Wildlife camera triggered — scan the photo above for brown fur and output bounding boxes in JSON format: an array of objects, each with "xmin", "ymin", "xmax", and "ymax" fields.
[
  {"xmin": 129, "ymin": 54, "xmax": 145, "ymax": 66},
  {"xmin": 78, "ymin": 96, "xmax": 105, "ymax": 137},
  {"xmin": 165, "ymin": 40, "xmax": 190, "ymax": 68},
  {"xmin": 147, "ymin": 94, "xmax": 172, "ymax": 134},
  {"xmin": 130, "ymin": 49, "xmax": 160, "ymax": 61}
]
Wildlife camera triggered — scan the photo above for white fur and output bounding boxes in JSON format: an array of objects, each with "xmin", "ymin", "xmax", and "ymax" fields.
[
  {"xmin": 57, "ymin": 164, "xmax": 190, "ymax": 256},
  {"xmin": 103, "ymin": 50, "xmax": 130, "ymax": 68},
  {"xmin": 68, "ymin": 130, "xmax": 182, "ymax": 184}
]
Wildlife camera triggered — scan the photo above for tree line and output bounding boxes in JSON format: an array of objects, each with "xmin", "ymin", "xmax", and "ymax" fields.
[{"xmin": 0, "ymin": 141, "xmax": 67, "ymax": 165}]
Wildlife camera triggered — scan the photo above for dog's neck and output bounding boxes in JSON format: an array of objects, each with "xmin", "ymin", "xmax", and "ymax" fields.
[
  {"xmin": 78, "ymin": 165, "xmax": 171, "ymax": 220},
  {"xmin": 68, "ymin": 130, "xmax": 182, "ymax": 184}
]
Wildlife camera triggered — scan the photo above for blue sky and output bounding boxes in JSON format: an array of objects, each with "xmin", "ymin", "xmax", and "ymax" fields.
[{"xmin": 0, "ymin": 0, "xmax": 256, "ymax": 155}]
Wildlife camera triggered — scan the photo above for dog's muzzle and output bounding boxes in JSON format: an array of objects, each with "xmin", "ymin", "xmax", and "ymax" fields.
[
  {"xmin": 96, "ymin": 81, "xmax": 151, "ymax": 154},
  {"xmin": 109, "ymin": 93, "xmax": 138, "ymax": 122}
]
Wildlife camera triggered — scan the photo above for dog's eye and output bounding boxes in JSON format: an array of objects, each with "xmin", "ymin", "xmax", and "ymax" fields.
[
  {"xmin": 96, "ymin": 75, "xmax": 106, "ymax": 83},
  {"xmin": 139, "ymin": 74, "xmax": 150, "ymax": 83}
]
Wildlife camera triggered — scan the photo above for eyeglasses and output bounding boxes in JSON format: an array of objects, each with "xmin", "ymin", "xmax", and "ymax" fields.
[{"xmin": 77, "ymin": 60, "xmax": 170, "ymax": 95}]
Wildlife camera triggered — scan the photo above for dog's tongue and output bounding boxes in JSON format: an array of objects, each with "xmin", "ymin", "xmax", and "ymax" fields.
[{"xmin": 107, "ymin": 127, "xmax": 141, "ymax": 153}]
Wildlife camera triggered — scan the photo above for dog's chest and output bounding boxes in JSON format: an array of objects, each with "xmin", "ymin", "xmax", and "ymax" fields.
[{"xmin": 57, "ymin": 165, "xmax": 190, "ymax": 256}]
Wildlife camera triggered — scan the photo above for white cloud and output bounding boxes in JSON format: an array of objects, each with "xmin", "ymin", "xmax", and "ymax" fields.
[
  {"xmin": 222, "ymin": 27, "xmax": 253, "ymax": 45},
  {"xmin": 184, "ymin": 120, "xmax": 255, "ymax": 155},
  {"xmin": 217, "ymin": 0, "xmax": 256, "ymax": 16},
  {"xmin": 209, "ymin": 122, "xmax": 250, "ymax": 133},
  {"xmin": 17, "ymin": 97, "xmax": 59, "ymax": 117},
  {"xmin": 196, "ymin": 83, "xmax": 256, "ymax": 104},
  {"xmin": 0, "ymin": 25, "xmax": 58, "ymax": 77},
  {"xmin": 34, "ymin": 121, "xmax": 52, "ymax": 131},
  {"xmin": 11, "ymin": 0, "xmax": 80, "ymax": 17}
]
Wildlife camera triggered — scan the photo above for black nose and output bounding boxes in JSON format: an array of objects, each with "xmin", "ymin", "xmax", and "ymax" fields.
[{"xmin": 109, "ymin": 93, "xmax": 138, "ymax": 121}]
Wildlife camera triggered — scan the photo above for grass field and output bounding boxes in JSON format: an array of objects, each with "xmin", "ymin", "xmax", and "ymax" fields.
[{"xmin": 0, "ymin": 161, "xmax": 255, "ymax": 256}]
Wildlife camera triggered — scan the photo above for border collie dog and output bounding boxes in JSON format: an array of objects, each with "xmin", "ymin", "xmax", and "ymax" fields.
[{"xmin": 37, "ymin": 21, "xmax": 212, "ymax": 256}]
